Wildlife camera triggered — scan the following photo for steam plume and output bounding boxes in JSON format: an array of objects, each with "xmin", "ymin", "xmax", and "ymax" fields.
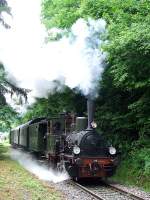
[
  {"xmin": 10, "ymin": 149, "xmax": 69, "ymax": 183},
  {"xmin": 0, "ymin": 0, "xmax": 107, "ymax": 106}
]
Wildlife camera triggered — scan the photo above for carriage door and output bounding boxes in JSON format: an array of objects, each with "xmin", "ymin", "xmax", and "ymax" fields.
[{"xmin": 39, "ymin": 123, "xmax": 47, "ymax": 151}]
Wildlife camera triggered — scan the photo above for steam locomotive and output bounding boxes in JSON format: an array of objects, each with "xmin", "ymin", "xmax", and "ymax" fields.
[{"xmin": 10, "ymin": 99, "xmax": 118, "ymax": 180}]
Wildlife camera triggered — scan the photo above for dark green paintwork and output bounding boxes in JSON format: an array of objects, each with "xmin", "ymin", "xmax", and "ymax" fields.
[
  {"xmin": 19, "ymin": 126, "xmax": 28, "ymax": 147},
  {"xmin": 28, "ymin": 122, "xmax": 47, "ymax": 152}
]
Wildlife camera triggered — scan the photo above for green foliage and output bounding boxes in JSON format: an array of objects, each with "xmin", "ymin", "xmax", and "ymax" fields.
[
  {"xmin": 0, "ymin": 64, "xmax": 29, "ymax": 131},
  {"xmin": 0, "ymin": 64, "xmax": 29, "ymax": 104},
  {"xmin": 22, "ymin": 86, "xmax": 86, "ymax": 122},
  {"xmin": 0, "ymin": 105, "xmax": 19, "ymax": 131},
  {"xmin": 42, "ymin": 0, "xmax": 81, "ymax": 29},
  {"xmin": 107, "ymin": 21, "xmax": 150, "ymax": 90},
  {"xmin": 113, "ymin": 138, "xmax": 150, "ymax": 191},
  {"xmin": 95, "ymin": 3, "xmax": 150, "ymax": 144},
  {"xmin": 42, "ymin": 0, "xmax": 150, "ymax": 29}
]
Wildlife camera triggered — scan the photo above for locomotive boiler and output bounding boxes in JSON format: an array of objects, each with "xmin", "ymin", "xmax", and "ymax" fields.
[{"xmin": 10, "ymin": 98, "xmax": 118, "ymax": 180}]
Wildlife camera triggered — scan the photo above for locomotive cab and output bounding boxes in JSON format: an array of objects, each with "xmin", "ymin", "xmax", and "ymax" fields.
[{"xmin": 46, "ymin": 112, "xmax": 74, "ymax": 167}]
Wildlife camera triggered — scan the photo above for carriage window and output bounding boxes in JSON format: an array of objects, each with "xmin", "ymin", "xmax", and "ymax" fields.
[{"xmin": 52, "ymin": 122, "xmax": 61, "ymax": 134}]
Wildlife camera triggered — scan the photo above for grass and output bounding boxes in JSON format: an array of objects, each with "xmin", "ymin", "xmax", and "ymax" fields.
[
  {"xmin": 111, "ymin": 159, "xmax": 150, "ymax": 192},
  {"xmin": 0, "ymin": 142, "xmax": 63, "ymax": 200}
]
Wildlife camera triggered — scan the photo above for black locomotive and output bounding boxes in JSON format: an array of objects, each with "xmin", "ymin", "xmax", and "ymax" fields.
[{"xmin": 10, "ymin": 98, "xmax": 118, "ymax": 180}]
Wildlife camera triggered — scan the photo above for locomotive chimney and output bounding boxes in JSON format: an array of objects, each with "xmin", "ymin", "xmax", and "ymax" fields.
[{"xmin": 87, "ymin": 97, "xmax": 94, "ymax": 130}]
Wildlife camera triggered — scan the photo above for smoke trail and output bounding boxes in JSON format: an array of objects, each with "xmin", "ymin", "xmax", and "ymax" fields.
[
  {"xmin": 43, "ymin": 18, "xmax": 107, "ymax": 98},
  {"xmin": 0, "ymin": 0, "xmax": 107, "ymax": 106},
  {"xmin": 10, "ymin": 148, "xmax": 69, "ymax": 183}
]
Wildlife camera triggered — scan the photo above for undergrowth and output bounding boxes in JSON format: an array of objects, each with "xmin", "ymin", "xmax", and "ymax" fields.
[{"xmin": 112, "ymin": 137, "xmax": 150, "ymax": 192}]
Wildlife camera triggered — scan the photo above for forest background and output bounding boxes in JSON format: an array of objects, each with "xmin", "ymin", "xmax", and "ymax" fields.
[{"xmin": 0, "ymin": 0, "xmax": 150, "ymax": 190}]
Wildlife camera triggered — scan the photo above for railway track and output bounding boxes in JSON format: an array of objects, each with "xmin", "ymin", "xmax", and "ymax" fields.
[{"xmin": 72, "ymin": 181, "xmax": 146, "ymax": 200}]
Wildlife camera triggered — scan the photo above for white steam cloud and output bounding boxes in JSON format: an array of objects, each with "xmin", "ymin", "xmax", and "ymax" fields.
[
  {"xmin": 0, "ymin": 0, "xmax": 107, "ymax": 106},
  {"xmin": 10, "ymin": 149, "xmax": 69, "ymax": 183}
]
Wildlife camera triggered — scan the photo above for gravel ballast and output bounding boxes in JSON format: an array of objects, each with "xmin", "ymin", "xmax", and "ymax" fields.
[
  {"xmin": 48, "ymin": 179, "xmax": 150, "ymax": 200},
  {"xmin": 49, "ymin": 180, "xmax": 97, "ymax": 200},
  {"xmin": 109, "ymin": 182, "xmax": 150, "ymax": 200}
]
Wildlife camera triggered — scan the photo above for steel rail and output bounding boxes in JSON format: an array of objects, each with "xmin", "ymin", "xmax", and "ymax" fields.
[
  {"xmin": 72, "ymin": 182, "xmax": 105, "ymax": 200},
  {"xmin": 72, "ymin": 181, "xmax": 146, "ymax": 200},
  {"xmin": 106, "ymin": 183, "xmax": 146, "ymax": 200}
]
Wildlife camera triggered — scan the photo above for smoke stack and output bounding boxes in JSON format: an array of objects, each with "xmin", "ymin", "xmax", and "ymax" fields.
[{"xmin": 87, "ymin": 97, "xmax": 94, "ymax": 130}]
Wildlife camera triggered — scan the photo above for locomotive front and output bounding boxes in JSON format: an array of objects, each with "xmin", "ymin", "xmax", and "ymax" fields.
[{"xmin": 64, "ymin": 99, "xmax": 118, "ymax": 180}]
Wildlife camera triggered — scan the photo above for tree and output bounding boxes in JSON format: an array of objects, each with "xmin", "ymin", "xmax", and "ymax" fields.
[
  {"xmin": 0, "ymin": 64, "xmax": 29, "ymax": 131},
  {"xmin": 0, "ymin": 64, "xmax": 28, "ymax": 105},
  {"xmin": 0, "ymin": 105, "xmax": 19, "ymax": 131},
  {"xmin": 41, "ymin": 0, "xmax": 150, "ymax": 140},
  {"xmin": 42, "ymin": 0, "xmax": 81, "ymax": 29},
  {"xmin": 22, "ymin": 86, "xmax": 86, "ymax": 122}
]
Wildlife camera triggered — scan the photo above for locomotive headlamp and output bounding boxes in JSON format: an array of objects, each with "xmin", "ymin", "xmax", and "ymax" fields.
[
  {"xmin": 73, "ymin": 145, "xmax": 80, "ymax": 154},
  {"xmin": 109, "ymin": 146, "xmax": 116, "ymax": 155},
  {"xmin": 91, "ymin": 121, "xmax": 97, "ymax": 128}
]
